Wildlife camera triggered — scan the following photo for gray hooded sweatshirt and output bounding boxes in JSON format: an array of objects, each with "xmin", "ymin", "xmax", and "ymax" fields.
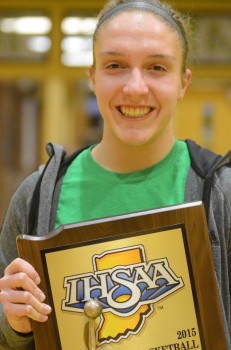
[{"xmin": 0, "ymin": 141, "xmax": 230, "ymax": 349}]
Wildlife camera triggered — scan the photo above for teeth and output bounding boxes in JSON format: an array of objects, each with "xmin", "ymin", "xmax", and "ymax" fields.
[{"xmin": 120, "ymin": 106, "xmax": 151, "ymax": 118}]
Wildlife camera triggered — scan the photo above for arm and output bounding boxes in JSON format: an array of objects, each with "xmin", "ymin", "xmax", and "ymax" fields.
[{"xmin": 0, "ymin": 173, "xmax": 51, "ymax": 349}]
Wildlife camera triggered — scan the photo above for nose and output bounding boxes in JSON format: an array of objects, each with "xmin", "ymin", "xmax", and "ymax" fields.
[{"xmin": 123, "ymin": 68, "xmax": 149, "ymax": 97}]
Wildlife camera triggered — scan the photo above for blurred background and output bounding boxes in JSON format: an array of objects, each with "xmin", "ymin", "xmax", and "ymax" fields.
[{"xmin": 0, "ymin": 0, "xmax": 231, "ymax": 222}]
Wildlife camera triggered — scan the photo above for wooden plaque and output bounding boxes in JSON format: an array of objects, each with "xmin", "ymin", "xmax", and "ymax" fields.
[{"xmin": 17, "ymin": 201, "xmax": 227, "ymax": 349}]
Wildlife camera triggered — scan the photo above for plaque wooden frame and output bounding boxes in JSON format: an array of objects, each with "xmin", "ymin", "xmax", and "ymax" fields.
[{"xmin": 17, "ymin": 201, "xmax": 227, "ymax": 349}]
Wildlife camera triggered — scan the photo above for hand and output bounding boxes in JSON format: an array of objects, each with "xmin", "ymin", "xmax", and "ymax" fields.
[{"xmin": 0, "ymin": 258, "xmax": 52, "ymax": 334}]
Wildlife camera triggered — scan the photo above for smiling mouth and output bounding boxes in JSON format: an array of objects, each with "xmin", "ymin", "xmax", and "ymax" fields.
[{"xmin": 119, "ymin": 106, "xmax": 152, "ymax": 118}]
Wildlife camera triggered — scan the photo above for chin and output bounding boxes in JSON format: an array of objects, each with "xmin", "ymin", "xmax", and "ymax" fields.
[
  {"xmin": 119, "ymin": 137, "xmax": 154, "ymax": 148},
  {"xmin": 118, "ymin": 130, "xmax": 156, "ymax": 146}
]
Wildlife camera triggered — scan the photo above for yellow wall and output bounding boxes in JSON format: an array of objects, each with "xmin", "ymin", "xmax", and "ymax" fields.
[{"xmin": 175, "ymin": 77, "xmax": 231, "ymax": 155}]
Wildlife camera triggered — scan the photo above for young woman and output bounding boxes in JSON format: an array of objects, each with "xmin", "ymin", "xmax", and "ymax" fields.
[{"xmin": 0, "ymin": 1, "xmax": 230, "ymax": 349}]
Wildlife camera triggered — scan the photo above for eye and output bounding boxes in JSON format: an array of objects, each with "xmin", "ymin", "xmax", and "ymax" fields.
[
  {"xmin": 104, "ymin": 62, "xmax": 126, "ymax": 75},
  {"xmin": 106, "ymin": 63, "xmax": 124, "ymax": 69},
  {"xmin": 151, "ymin": 65, "xmax": 166, "ymax": 72}
]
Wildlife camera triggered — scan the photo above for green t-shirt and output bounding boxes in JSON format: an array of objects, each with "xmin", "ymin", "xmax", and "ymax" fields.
[{"xmin": 55, "ymin": 140, "xmax": 190, "ymax": 228}]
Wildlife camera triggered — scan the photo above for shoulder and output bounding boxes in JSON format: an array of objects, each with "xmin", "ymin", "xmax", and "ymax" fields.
[
  {"xmin": 4, "ymin": 171, "xmax": 41, "ymax": 225},
  {"xmin": 185, "ymin": 139, "xmax": 231, "ymax": 212},
  {"xmin": 185, "ymin": 139, "xmax": 222, "ymax": 178},
  {"xmin": 214, "ymin": 165, "xmax": 231, "ymax": 201},
  {"xmin": 0, "ymin": 170, "xmax": 42, "ymax": 261}
]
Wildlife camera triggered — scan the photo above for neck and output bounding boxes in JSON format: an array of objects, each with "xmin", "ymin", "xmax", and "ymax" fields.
[{"xmin": 91, "ymin": 136, "xmax": 175, "ymax": 173}]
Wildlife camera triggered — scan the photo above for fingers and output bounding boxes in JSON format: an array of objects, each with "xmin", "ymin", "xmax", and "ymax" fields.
[
  {"xmin": 2, "ymin": 258, "xmax": 45, "ymax": 303},
  {"xmin": 0, "ymin": 273, "xmax": 45, "ymax": 303},
  {"xmin": 0, "ymin": 258, "xmax": 52, "ymax": 333},
  {"xmin": 2, "ymin": 290, "xmax": 51, "ymax": 322},
  {"xmin": 4, "ymin": 258, "xmax": 41, "ymax": 285}
]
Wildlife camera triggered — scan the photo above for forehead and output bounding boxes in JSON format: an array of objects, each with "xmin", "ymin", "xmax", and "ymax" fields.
[
  {"xmin": 96, "ymin": 10, "xmax": 180, "ymax": 42},
  {"xmin": 94, "ymin": 11, "xmax": 182, "ymax": 55}
]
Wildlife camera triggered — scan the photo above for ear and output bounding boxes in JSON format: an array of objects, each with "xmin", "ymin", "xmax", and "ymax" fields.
[
  {"xmin": 88, "ymin": 65, "xmax": 96, "ymax": 92},
  {"xmin": 178, "ymin": 68, "xmax": 192, "ymax": 101}
]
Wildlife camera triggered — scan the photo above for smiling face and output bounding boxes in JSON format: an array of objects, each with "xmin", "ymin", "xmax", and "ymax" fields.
[{"xmin": 89, "ymin": 10, "xmax": 191, "ymax": 155}]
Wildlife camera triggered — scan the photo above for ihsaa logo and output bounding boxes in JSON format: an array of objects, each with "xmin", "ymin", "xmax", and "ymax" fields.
[{"xmin": 62, "ymin": 245, "xmax": 184, "ymax": 344}]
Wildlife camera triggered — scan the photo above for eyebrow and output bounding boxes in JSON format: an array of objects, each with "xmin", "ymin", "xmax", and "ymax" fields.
[
  {"xmin": 99, "ymin": 51, "xmax": 124, "ymax": 58},
  {"xmin": 98, "ymin": 51, "xmax": 176, "ymax": 61},
  {"xmin": 148, "ymin": 54, "xmax": 176, "ymax": 61}
]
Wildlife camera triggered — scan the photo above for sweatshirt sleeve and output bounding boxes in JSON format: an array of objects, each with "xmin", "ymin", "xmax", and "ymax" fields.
[
  {"xmin": 0, "ymin": 172, "xmax": 39, "ymax": 350},
  {"xmin": 0, "ymin": 308, "xmax": 35, "ymax": 350}
]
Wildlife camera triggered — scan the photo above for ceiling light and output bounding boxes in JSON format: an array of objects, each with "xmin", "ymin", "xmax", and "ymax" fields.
[
  {"xmin": 0, "ymin": 16, "xmax": 51, "ymax": 35},
  {"xmin": 27, "ymin": 36, "xmax": 51, "ymax": 53},
  {"xmin": 62, "ymin": 36, "xmax": 92, "ymax": 53},
  {"xmin": 61, "ymin": 17, "xmax": 97, "ymax": 35}
]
